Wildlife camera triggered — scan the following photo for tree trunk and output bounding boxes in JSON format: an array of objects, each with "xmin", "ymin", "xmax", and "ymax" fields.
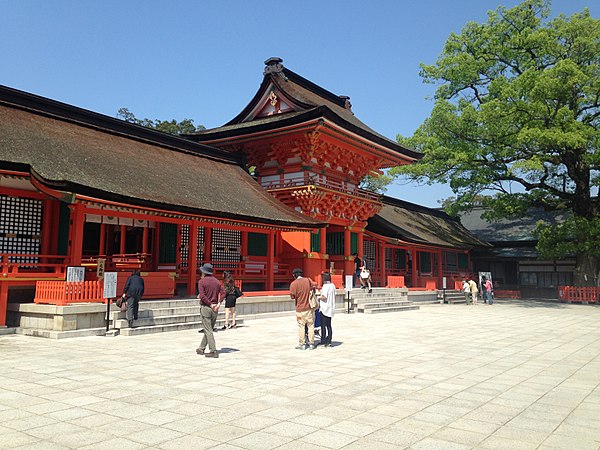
[{"xmin": 573, "ymin": 253, "xmax": 600, "ymax": 286}]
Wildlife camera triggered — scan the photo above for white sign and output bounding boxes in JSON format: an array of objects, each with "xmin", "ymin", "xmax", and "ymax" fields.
[
  {"xmin": 103, "ymin": 272, "xmax": 118, "ymax": 299},
  {"xmin": 66, "ymin": 266, "xmax": 85, "ymax": 282},
  {"xmin": 345, "ymin": 275, "xmax": 354, "ymax": 293}
]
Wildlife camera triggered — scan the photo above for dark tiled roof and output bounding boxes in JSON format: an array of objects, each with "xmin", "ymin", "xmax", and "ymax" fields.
[
  {"xmin": 0, "ymin": 86, "xmax": 323, "ymax": 229},
  {"xmin": 367, "ymin": 196, "xmax": 489, "ymax": 249},
  {"xmin": 189, "ymin": 60, "xmax": 421, "ymax": 161},
  {"xmin": 459, "ymin": 208, "xmax": 570, "ymax": 243}
]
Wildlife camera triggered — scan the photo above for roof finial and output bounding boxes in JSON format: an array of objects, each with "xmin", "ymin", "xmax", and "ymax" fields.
[
  {"xmin": 339, "ymin": 95, "xmax": 352, "ymax": 113},
  {"xmin": 264, "ymin": 57, "xmax": 284, "ymax": 75}
]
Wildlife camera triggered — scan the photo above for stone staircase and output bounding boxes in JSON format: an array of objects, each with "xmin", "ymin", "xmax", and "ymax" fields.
[
  {"xmin": 352, "ymin": 288, "xmax": 420, "ymax": 314},
  {"xmin": 442, "ymin": 289, "xmax": 467, "ymax": 304},
  {"xmin": 110, "ymin": 298, "xmax": 244, "ymax": 336}
]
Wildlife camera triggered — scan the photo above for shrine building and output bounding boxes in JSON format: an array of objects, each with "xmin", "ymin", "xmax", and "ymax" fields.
[{"xmin": 0, "ymin": 58, "xmax": 485, "ymax": 328}]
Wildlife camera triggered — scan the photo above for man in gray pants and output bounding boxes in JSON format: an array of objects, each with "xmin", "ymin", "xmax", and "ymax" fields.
[{"xmin": 196, "ymin": 263, "xmax": 225, "ymax": 358}]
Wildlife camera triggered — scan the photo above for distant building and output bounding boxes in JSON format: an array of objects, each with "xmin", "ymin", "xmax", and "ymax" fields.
[{"xmin": 460, "ymin": 208, "xmax": 574, "ymax": 298}]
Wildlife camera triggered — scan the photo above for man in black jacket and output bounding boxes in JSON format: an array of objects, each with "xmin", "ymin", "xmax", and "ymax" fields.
[{"xmin": 122, "ymin": 270, "xmax": 144, "ymax": 328}]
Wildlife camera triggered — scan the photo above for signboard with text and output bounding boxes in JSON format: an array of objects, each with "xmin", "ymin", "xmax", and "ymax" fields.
[
  {"xmin": 66, "ymin": 266, "xmax": 85, "ymax": 283},
  {"xmin": 345, "ymin": 275, "xmax": 353, "ymax": 292},
  {"xmin": 103, "ymin": 272, "xmax": 117, "ymax": 299}
]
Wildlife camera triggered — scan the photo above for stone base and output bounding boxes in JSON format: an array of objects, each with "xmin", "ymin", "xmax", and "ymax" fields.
[
  {"xmin": 7, "ymin": 302, "xmax": 109, "ymax": 339},
  {"xmin": 0, "ymin": 326, "xmax": 16, "ymax": 335},
  {"xmin": 15, "ymin": 327, "xmax": 106, "ymax": 339}
]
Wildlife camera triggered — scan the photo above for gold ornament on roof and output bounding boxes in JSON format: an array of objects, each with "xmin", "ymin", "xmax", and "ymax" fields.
[{"xmin": 268, "ymin": 91, "xmax": 278, "ymax": 106}]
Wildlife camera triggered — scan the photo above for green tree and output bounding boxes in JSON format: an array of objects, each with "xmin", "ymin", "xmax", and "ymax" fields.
[
  {"xmin": 116, "ymin": 108, "xmax": 205, "ymax": 135},
  {"xmin": 392, "ymin": 0, "xmax": 600, "ymax": 285},
  {"xmin": 359, "ymin": 173, "xmax": 393, "ymax": 194}
]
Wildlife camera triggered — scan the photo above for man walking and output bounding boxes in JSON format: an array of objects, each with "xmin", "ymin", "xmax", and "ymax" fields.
[
  {"xmin": 196, "ymin": 263, "xmax": 225, "ymax": 358},
  {"xmin": 352, "ymin": 253, "xmax": 362, "ymax": 287},
  {"xmin": 290, "ymin": 267, "xmax": 316, "ymax": 350},
  {"xmin": 122, "ymin": 269, "xmax": 144, "ymax": 328}
]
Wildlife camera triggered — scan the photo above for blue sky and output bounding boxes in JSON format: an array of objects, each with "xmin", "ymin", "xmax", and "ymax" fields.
[{"xmin": 2, "ymin": 0, "xmax": 596, "ymax": 207}]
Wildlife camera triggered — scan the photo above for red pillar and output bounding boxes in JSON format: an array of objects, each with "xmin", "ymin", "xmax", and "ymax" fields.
[
  {"xmin": 343, "ymin": 228, "xmax": 352, "ymax": 277},
  {"xmin": 379, "ymin": 241, "xmax": 386, "ymax": 287},
  {"xmin": 320, "ymin": 226, "xmax": 327, "ymax": 273},
  {"xmin": 188, "ymin": 222, "xmax": 198, "ymax": 297},
  {"xmin": 241, "ymin": 231, "xmax": 248, "ymax": 261},
  {"xmin": 411, "ymin": 248, "xmax": 418, "ymax": 288},
  {"xmin": 99, "ymin": 223, "xmax": 106, "ymax": 256},
  {"xmin": 119, "ymin": 225, "xmax": 126, "ymax": 254},
  {"xmin": 68, "ymin": 203, "xmax": 85, "ymax": 266},
  {"xmin": 142, "ymin": 226, "xmax": 149, "ymax": 255},
  {"xmin": 266, "ymin": 230, "xmax": 275, "ymax": 291},
  {"xmin": 203, "ymin": 227, "xmax": 212, "ymax": 263},
  {"xmin": 40, "ymin": 199, "xmax": 54, "ymax": 256},
  {"xmin": 0, "ymin": 280, "xmax": 8, "ymax": 327},
  {"xmin": 437, "ymin": 249, "xmax": 443, "ymax": 289}
]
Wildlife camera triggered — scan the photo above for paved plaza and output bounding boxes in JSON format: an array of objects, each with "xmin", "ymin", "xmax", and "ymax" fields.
[{"xmin": 1, "ymin": 300, "xmax": 600, "ymax": 450}]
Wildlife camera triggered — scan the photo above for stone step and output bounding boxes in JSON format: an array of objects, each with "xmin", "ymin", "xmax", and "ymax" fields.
[
  {"xmin": 136, "ymin": 298, "xmax": 197, "ymax": 309},
  {"xmin": 356, "ymin": 301, "xmax": 413, "ymax": 310},
  {"xmin": 119, "ymin": 318, "xmax": 243, "ymax": 336},
  {"xmin": 15, "ymin": 327, "xmax": 107, "ymax": 339},
  {"xmin": 359, "ymin": 305, "xmax": 420, "ymax": 314},
  {"xmin": 114, "ymin": 313, "xmax": 245, "ymax": 328}
]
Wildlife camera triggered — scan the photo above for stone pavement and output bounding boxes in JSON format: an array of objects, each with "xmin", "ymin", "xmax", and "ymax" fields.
[{"xmin": 1, "ymin": 300, "xmax": 600, "ymax": 450}]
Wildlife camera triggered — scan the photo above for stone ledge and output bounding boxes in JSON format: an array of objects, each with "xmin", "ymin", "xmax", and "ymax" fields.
[{"xmin": 15, "ymin": 327, "xmax": 106, "ymax": 339}]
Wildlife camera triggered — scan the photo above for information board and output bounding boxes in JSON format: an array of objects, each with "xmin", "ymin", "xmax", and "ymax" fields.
[
  {"xmin": 66, "ymin": 266, "xmax": 85, "ymax": 282},
  {"xmin": 345, "ymin": 275, "xmax": 353, "ymax": 292},
  {"xmin": 103, "ymin": 272, "xmax": 118, "ymax": 299}
]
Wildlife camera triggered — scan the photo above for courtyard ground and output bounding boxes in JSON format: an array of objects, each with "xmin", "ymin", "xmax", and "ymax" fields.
[{"xmin": 1, "ymin": 300, "xmax": 600, "ymax": 449}]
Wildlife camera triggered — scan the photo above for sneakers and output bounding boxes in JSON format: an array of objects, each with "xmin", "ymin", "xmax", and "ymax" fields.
[
  {"xmin": 196, "ymin": 348, "xmax": 205, "ymax": 355},
  {"xmin": 295, "ymin": 345, "xmax": 306, "ymax": 350},
  {"xmin": 220, "ymin": 325, "xmax": 227, "ymax": 330},
  {"xmin": 205, "ymin": 351, "xmax": 219, "ymax": 358},
  {"xmin": 368, "ymin": 288, "xmax": 372, "ymax": 293},
  {"xmin": 231, "ymin": 324, "xmax": 237, "ymax": 329},
  {"xmin": 308, "ymin": 344, "xmax": 315, "ymax": 350}
]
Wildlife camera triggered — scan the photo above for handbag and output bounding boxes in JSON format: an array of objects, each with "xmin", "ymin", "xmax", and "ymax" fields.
[
  {"xmin": 308, "ymin": 290, "xmax": 319, "ymax": 309},
  {"xmin": 116, "ymin": 296, "xmax": 128, "ymax": 313}
]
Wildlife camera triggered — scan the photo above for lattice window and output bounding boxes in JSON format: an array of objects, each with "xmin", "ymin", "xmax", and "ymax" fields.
[
  {"xmin": 363, "ymin": 240, "xmax": 376, "ymax": 271},
  {"xmin": 0, "ymin": 195, "xmax": 42, "ymax": 264},
  {"xmin": 179, "ymin": 225, "xmax": 205, "ymax": 268},
  {"xmin": 212, "ymin": 228, "xmax": 241, "ymax": 263},
  {"xmin": 385, "ymin": 247, "xmax": 393, "ymax": 269},
  {"xmin": 326, "ymin": 232, "xmax": 344, "ymax": 256}
]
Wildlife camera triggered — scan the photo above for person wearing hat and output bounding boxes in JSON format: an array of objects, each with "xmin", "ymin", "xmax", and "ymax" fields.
[
  {"xmin": 196, "ymin": 263, "xmax": 225, "ymax": 358},
  {"xmin": 290, "ymin": 267, "xmax": 317, "ymax": 350}
]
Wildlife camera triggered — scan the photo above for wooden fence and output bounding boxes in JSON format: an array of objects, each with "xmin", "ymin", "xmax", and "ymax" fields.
[
  {"xmin": 34, "ymin": 280, "xmax": 105, "ymax": 306},
  {"xmin": 558, "ymin": 286, "xmax": 600, "ymax": 304}
]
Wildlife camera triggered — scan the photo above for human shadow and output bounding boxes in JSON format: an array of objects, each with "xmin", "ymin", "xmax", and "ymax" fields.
[{"xmin": 218, "ymin": 347, "xmax": 240, "ymax": 354}]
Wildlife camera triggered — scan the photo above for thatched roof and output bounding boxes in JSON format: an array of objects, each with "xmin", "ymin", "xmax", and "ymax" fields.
[
  {"xmin": 367, "ymin": 197, "xmax": 489, "ymax": 249},
  {"xmin": 0, "ymin": 85, "xmax": 323, "ymax": 229}
]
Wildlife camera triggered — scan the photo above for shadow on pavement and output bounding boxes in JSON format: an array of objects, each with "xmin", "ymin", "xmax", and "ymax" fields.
[
  {"xmin": 218, "ymin": 347, "xmax": 240, "ymax": 353},
  {"xmin": 495, "ymin": 299, "xmax": 599, "ymax": 308}
]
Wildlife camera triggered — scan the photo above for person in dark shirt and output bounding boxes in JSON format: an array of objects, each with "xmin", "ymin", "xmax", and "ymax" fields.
[
  {"xmin": 196, "ymin": 263, "xmax": 225, "ymax": 358},
  {"xmin": 221, "ymin": 271, "xmax": 243, "ymax": 330},
  {"xmin": 122, "ymin": 269, "xmax": 144, "ymax": 328},
  {"xmin": 353, "ymin": 253, "xmax": 362, "ymax": 288}
]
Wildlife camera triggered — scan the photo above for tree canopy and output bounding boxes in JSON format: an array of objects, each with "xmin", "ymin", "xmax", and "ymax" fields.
[
  {"xmin": 117, "ymin": 108, "xmax": 205, "ymax": 135},
  {"xmin": 392, "ymin": 0, "xmax": 600, "ymax": 284}
]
